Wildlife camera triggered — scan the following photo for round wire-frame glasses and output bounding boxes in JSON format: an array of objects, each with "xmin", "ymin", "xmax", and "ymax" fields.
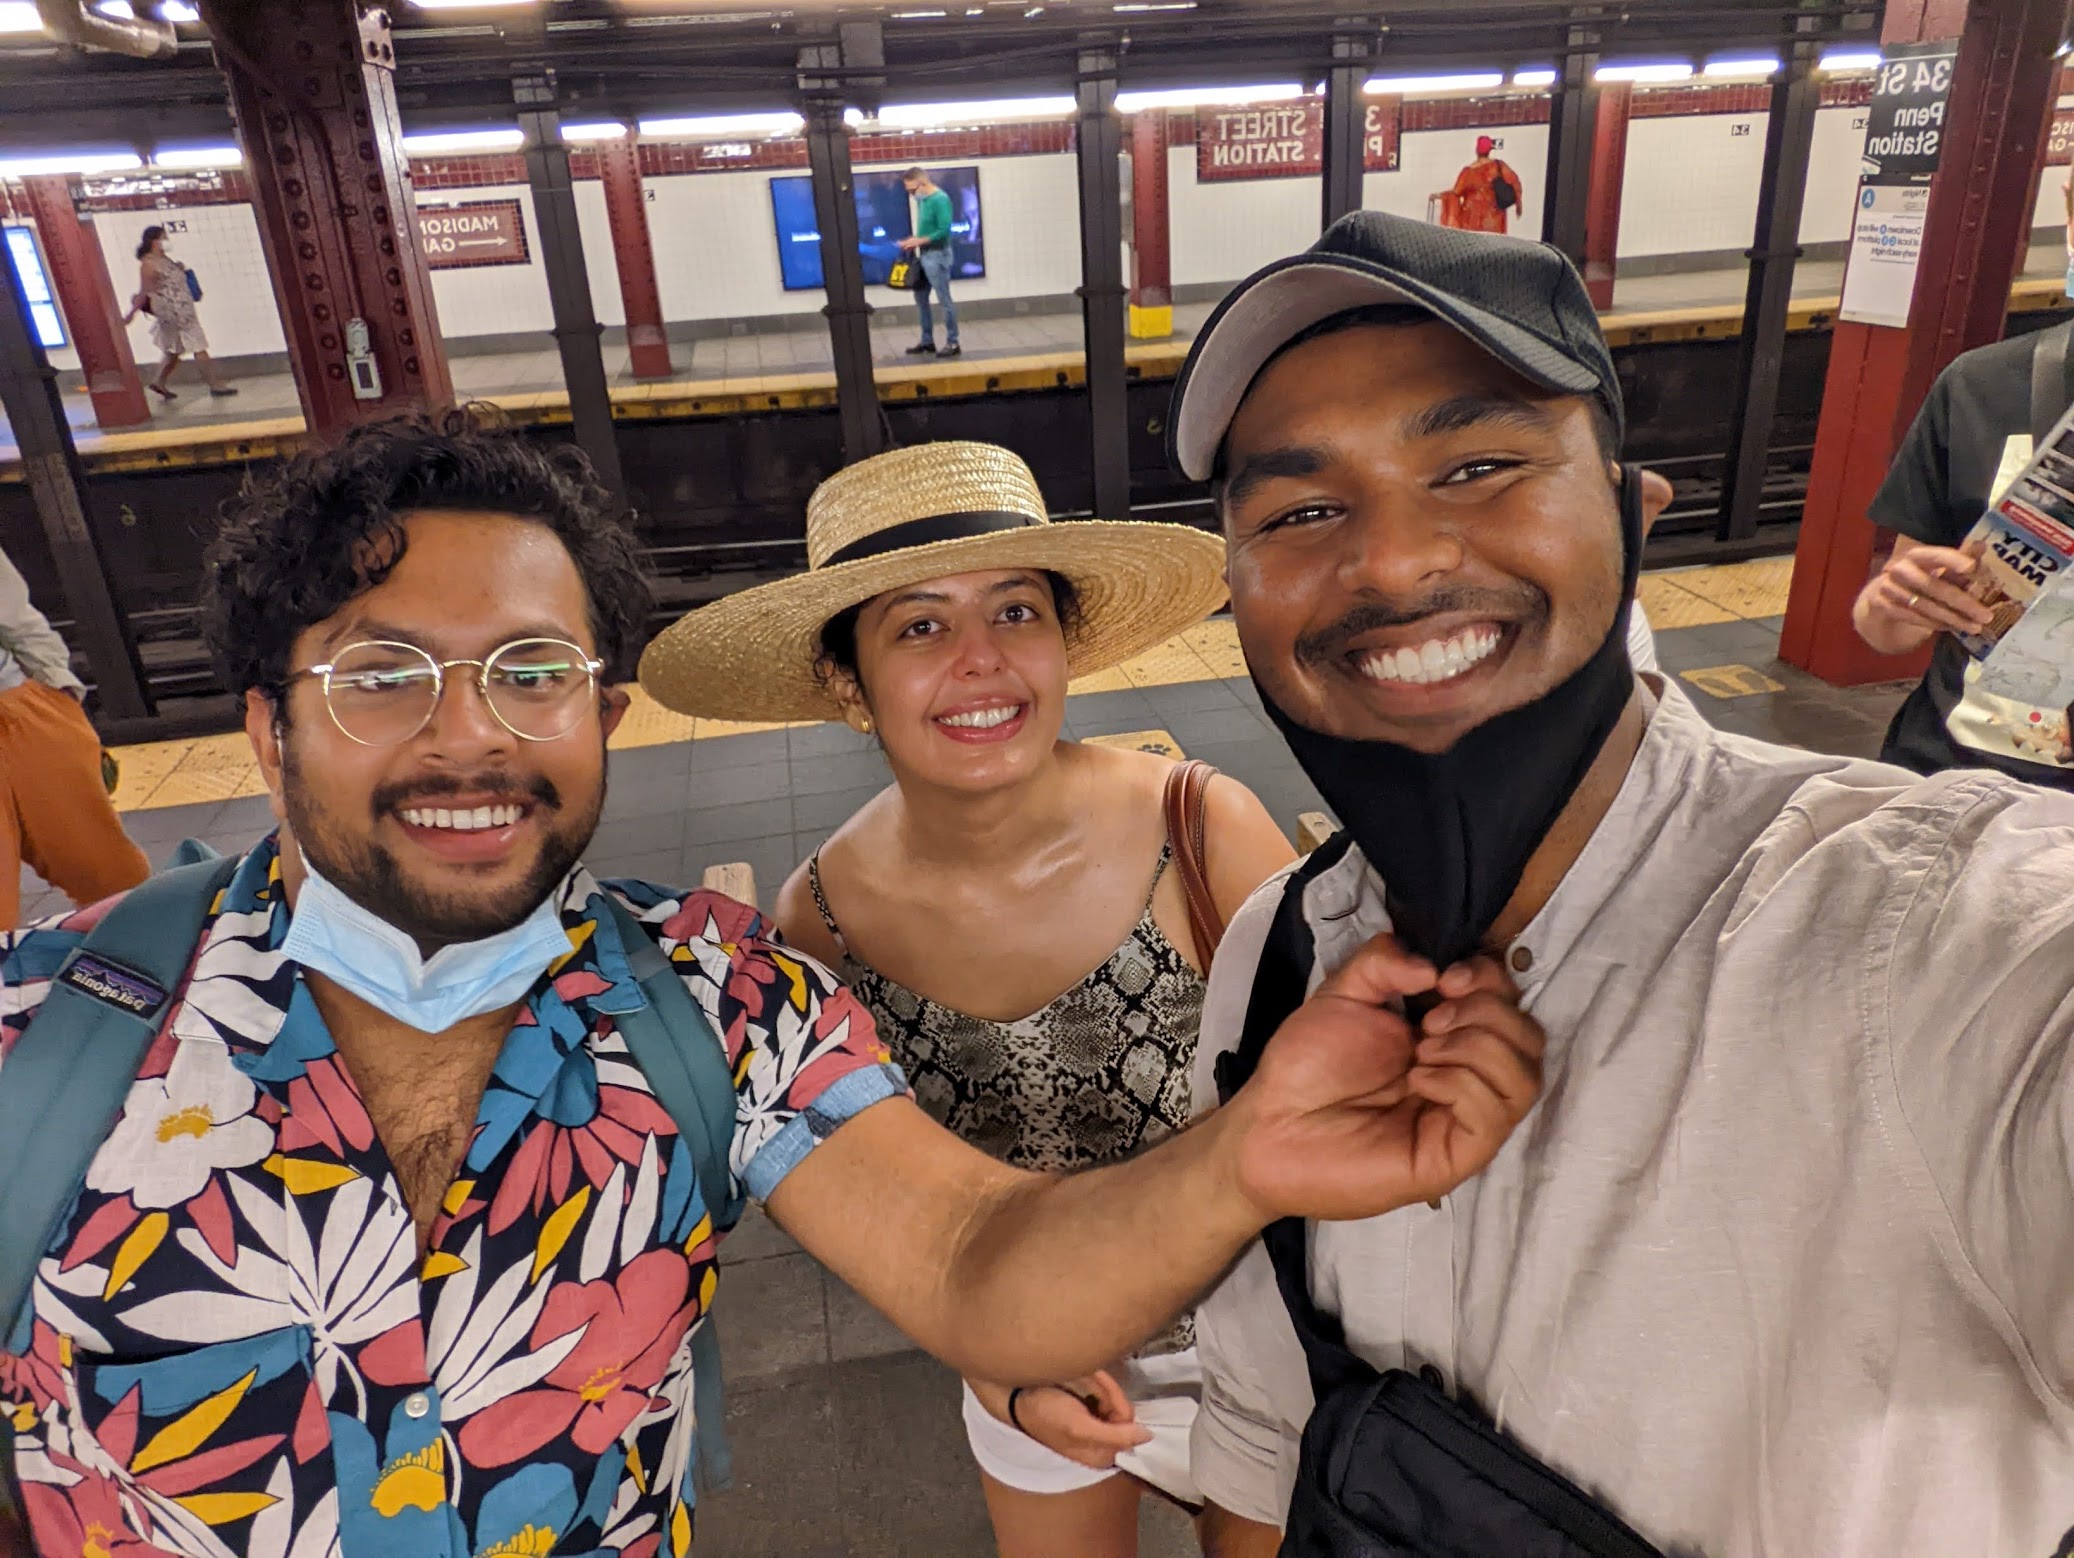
[{"xmin": 287, "ymin": 637, "xmax": 607, "ymax": 747}]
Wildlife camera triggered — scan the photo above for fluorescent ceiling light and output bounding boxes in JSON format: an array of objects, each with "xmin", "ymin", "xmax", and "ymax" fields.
[
  {"xmin": 158, "ymin": 0, "xmax": 199, "ymax": 18},
  {"xmin": 0, "ymin": 151, "xmax": 145, "ymax": 176},
  {"xmin": 1115, "ymin": 83, "xmax": 1306, "ymax": 113},
  {"xmin": 93, "ymin": 1, "xmax": 135, "ymax": 18},
  {"xmin": 151, "ymin": 144, "xmax": 244, "ymax": 170},
  {"xmin": 560, "ymin": 121, "xmax": 630, "ymax": 142},
  {"xmin": 0, "ymin": 2, "xmax": 44, "ymax": 34},
  {"xmin": 1365, "ymin": 72, "xmax": 1503, "ymax": 95},
  {"xmin": 1511, "ymin": 67, "xmax": 1557, "ymax": 87},
  {"xmin": 399, "ymin": 128, "xmax": 524, "ymax": 153},
  {"xmin": 1113, "ymin": 2, "xmax": 1197, "ymax": 10},
  {"xmin": 637, "ymin": 111, "xmax": 802, "ymax": 139},
  {"xmin": 888, "ymin": 8, "xmax": 947, "ymax": 15},
  {"xmin": 413, "ymin": 0, "xmax": 540, "ymax": 8},
  {"xmin": 871, "ymin": 96, "xmax": 1076, "ymax": 127},
  {"xmin": 1703, "ymin": 55, "xmax": 1779, "ymax": 77},
  {"xmin": 1820, "ymin": 48, "xmax": 1882, "ymax": 72},
  {"xmin": 1595, "ymin": 62, "xmax": 1695, "ymax": 83}
]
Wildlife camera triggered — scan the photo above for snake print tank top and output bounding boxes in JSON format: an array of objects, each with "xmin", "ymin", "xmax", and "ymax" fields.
[
  {"xmin": 807, "ymin": 844, "xmax": 1207, "ymax": 1355},
  {"xmin": 806, "ymin": 846, "xmax": 1207, "ymax": 1175}
]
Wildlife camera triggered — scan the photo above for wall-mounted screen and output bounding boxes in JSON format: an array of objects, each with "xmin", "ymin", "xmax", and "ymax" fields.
[
  {"xmin": 770, "ymin": 166, "xmax": 987, "ymax": 291},
  {"xmin": 3, "ymin": 226, "xmax": 67, "ymax": 350}
]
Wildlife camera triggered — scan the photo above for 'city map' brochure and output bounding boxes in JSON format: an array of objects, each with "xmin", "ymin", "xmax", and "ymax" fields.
[{"xmin": 1955, "ymin": 407, "xmax": 2074, "ymax": 711}]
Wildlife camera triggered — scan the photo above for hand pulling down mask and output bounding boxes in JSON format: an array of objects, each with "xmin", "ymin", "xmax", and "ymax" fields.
[{"xmin": 1259, "ymin": 465, "xmax": 1645, "ymax": 969}]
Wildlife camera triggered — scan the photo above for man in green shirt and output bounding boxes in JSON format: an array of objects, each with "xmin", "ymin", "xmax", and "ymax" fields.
[{"xmin": 899, "ymin": 166, "xmax": 961, "ymax": 358}]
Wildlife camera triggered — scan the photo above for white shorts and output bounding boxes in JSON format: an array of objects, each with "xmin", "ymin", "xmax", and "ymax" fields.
[{"xmin": 960, "ymin": 1348, "xmax": 1201, "ymax": 1505}]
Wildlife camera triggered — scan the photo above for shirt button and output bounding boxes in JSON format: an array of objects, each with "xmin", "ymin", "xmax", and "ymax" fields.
[
  {"xmin": 404, "ymin": 1391, "xmax": 431, "ymax": 1420},
  {"xmin": 1419, "ymin": 1364, "xmax": 1447, "ymax": 1391},
  {"xmin": 1510, "ymin": 945, "xmax": 1534, "ymax": 974}
]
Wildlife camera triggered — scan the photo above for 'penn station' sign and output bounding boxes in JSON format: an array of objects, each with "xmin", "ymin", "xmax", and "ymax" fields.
[{"xmin": 1196, "ymin": 99, "xmax": 1402, "ymax": 182}]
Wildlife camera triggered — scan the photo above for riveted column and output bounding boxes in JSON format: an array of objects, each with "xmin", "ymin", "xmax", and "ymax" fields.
[
  {"xmin": 199, "ymin": 0, "xmax": 453, "ymax": 435},
  {"xmin": 1782, "ymin": 0, "xmax": 2060, "ymax": 683},
  {"xmin": 596, "ymin": 136, "xmax": 673, "ymax": 380},
  {"xmin": 1127, "ymin": 109, "xmax": 1172, "ymax": 340},
  {"xmin": 16, "ymin": 176, "xmax": 149, "ymax": 429}
]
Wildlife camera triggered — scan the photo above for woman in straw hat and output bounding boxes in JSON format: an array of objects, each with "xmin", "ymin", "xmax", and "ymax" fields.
[{"xmin": 641, "ymin": 441, "xmax": 1296, "ymax": 1557}]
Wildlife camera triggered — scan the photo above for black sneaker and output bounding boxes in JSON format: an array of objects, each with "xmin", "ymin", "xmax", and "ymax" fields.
[
  {"xmin": 939, "ymin": 345, "xmax": 962, "ymax": 359},
  {"xmin": 905, "ymin": 342, "xmax": 937, "ymax": 356}
]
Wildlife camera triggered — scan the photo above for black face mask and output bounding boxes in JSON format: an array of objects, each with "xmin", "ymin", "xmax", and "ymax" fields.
[{"xmin": 1258, "ymin": 465, "xmax": 1645, "ymax": 970}]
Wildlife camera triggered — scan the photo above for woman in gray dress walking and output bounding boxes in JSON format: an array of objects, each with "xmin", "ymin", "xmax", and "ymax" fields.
[{"xmin": 125, "ymin": 225, "xmax": 235, "ymax": 401}]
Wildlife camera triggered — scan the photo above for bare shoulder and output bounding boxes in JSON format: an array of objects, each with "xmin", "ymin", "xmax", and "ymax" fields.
[
  {"xmin": 1199, "ymin": 772, "xmax": 1299, "ymax": 923},
  {"xmin": 773, "ymin": 787, "xmax": 895, "ymax": 963}
]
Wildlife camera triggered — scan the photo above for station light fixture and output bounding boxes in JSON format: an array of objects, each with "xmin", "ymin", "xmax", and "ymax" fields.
[
  {"xmin": 151, "ymin": 144, "xmax": 245, "ymax": 170},
  {"xmin": 1595, "ymin": 61, "xmax": 1695, "ymax": 83},
  {"xmin": 871, "ymin": 96, "xmax": 1077, "ymax": 127},
  {"xmin": 412, "ymin": 0, "xmax": 542, "ymax": 9},
  {"xmin": 399, "ymin": 128, "xmax": 525, "ymax": 153},
  {"xmin": 1702, "ymin": 55, "xmax": 1780, "ymax": 78},
  {"xmin": 1510, "ymin": 67, "xmax": 1558, "ymax": 87},
  {"xmin": 0, "ymin": 1, "xmax": 44, "ymax": 33},
  {"xmin": 91, "ymin": 0, "xmax": 135, "ymax": 17},
  {"xmin": 1114, "ymin": 83, "xmax": 1307, "ymax": 113},
  {"xmin": 1112, "ymin": 2, "xmax": 1198, "ymax": 11},
  {"xmin": 637, "ymin": 111, "xmax": 803, "ymax": 139},
  {"xmin": 560, "ymin": 121, "xmax": 631, "ymax": 142},
  {"xmin": 1819, "ymin": 48, "xmax": 1882, "ymax": 72},
  {"xmin": 1364, "ymin": 72, "xmax": 1504, "ymax": 95},
  {"xmin": 157, "ymin": 0, "xmax": 199, "ymax": 18},
  {"xmin": 0, "ymin": 150, "xmax": 146, "ymax": 176}
]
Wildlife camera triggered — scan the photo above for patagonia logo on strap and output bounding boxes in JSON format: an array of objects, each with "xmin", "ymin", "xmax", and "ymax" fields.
[{"xmin": 57, "ymin": 952, "xmax": 170, "ymax": 1021}]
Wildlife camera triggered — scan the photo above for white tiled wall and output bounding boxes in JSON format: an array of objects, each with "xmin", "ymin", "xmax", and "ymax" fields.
[
  {"xmin": 28, "ymin": 103, "xmax": 2062, "ymax": 367},
  {"xmin": 416, "ymin": 183, "xmax": 556, "ymax": 338},
  {"xmin": 40, "ymin": 201, "xmax": 284, "ymax": 370}
]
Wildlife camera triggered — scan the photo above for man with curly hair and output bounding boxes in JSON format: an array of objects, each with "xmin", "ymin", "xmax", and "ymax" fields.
[{"xmin": 0, "ymin": 411, "xmax": 1543, "ymax": 1558}]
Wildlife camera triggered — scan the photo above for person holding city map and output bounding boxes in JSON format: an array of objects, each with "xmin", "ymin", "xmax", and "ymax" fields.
[{"xmin": 1853, "ymin": 264, "xmax": 2074, "ymax": 787}]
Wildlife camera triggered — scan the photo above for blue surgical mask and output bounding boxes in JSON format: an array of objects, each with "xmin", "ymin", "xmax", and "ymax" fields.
[{"xmin": 281, "ymin": 860, "xmax": 576, "ymax": 1033}]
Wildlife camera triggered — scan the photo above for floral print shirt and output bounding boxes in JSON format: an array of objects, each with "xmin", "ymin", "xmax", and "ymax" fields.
[{"xmin": 0, "ymin": 837, "xmax": 904, "ymax": 1558}]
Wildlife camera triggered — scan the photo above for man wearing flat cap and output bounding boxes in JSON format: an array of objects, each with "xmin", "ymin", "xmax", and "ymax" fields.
[{"xmin": 1177, "ymin": 211, "xmax": 2074, "ymax": 1556}]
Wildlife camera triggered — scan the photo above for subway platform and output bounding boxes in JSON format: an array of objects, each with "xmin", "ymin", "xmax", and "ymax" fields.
[
  {"xmin": 9, "ymin": 243, "xmax": 2069, "ymax": 469},
  {"xmin": 14, "ymin": 555, "xmax": 1907, "ymax": 1555}
]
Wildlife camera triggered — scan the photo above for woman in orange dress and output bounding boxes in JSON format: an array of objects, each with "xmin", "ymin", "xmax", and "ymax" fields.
[{"xmin": 1434, "ymin": 135, "xmax": 1525, "ymax": 234}]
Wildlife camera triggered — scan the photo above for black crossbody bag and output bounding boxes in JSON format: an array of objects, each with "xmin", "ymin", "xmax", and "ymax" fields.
[{"xmin": 1215, "ymin": 839, "xmax": 1666, "ymax": 1558}]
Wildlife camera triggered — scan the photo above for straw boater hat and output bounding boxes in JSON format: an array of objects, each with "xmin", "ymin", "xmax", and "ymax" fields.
[{"xmin": 639, "ymin": 441, "xmax": 1229, "ymax": 722}]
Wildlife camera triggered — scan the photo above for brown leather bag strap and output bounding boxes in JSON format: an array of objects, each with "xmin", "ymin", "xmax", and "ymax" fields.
[{"xmin": 1162, "ymin": 758, "xmax": 1224, "ymax": 969}]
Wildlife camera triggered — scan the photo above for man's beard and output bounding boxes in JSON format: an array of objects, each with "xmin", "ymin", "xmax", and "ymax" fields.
[{"xmin": 280, "ymin": 742, "xmax": 604, "ymax": 947}]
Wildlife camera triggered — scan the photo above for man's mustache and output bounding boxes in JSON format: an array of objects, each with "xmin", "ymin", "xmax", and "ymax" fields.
[
  {"xmin": 372, "ymin": 771, "xmax": 561, "ymax": 814},
  {"xmin": 1294, "ymin": 584, "xmax": 1549, "ymax": 671}
]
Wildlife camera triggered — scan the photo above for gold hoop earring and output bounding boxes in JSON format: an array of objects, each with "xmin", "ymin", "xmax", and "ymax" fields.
[{"xmin": 857, "ymin": 715, "xmax": 874, "ymax": 735}]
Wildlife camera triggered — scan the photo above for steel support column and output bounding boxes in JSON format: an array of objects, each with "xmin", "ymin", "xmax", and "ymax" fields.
[
  {"xmin": 1717, "ymin": 17, "xmax": 1825, "ymax": 540},
  {"xmin": 17, "ymin": 176, "xmax": 148, "ymax": 429},
  {"xmin": 801, "ymin": 83, "xmax": 881, "ymax": 464},
  {"xmin": 1782, "ymin": 0, "xmax": 2060, "ymax": 684},
  {"xmin": 515, "ymin": 71, "xmax": 624, "ymax": 500},
  {"xmin": 1580, "ymin": 81, "xmax": 1630, "ymax": 310},
  {"xmin": 199, "ymin": 0, "xmax": 452, "ymax": 437},
  {"xmin": 1321, "ymin": 30, "xmax": 1374, "ymax": 231},
  {"xmin": 1543, "ymin": 13, "xmax": 1603, "ymax": 263},
  {"xmin": 0, "ymin": 234, "xmax": 150, "ymax": 719},
  {"xmin": 1128, "ymin": 110, "xmax": 1172, "ymax": 339},
  {"xmin": 1077, "ymin": 44, "xmax": 1130, "ymax": 520},
  {"xmin": 596, "ymin": 136, "xmax": 674, "ymax": 380}
]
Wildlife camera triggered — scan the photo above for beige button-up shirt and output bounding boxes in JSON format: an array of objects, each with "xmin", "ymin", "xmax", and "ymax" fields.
[{"xmin": 1191, "ymin": 684, "xmax": 2074, "ymax": 1555}]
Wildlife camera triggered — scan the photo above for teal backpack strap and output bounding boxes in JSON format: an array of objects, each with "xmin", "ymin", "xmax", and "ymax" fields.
[
  {"xmin": 600, "ymin": 897, "xmax": 745, "ymax": 1493},
  {"xmin": 0, "ymin": 845, "xmax": 234, "ymax": 1529}
]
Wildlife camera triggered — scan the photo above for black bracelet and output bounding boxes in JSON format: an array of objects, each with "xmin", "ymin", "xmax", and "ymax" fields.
[{"xmin": 1006, "ymin": 1386, "xmax": 1033, "ymax": 1435}]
